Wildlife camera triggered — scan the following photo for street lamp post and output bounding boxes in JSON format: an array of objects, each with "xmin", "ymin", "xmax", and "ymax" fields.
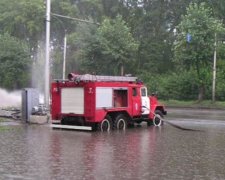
[
  {"xmin": 62, "ymin": 30, "xmax": 67, "ymax": 80},
  {"xmin": 45, "ymin": 0, "xmax": 51, "ymax": 107}
]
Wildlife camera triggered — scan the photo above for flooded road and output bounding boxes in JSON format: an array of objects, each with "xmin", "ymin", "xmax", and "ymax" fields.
[{"xmin": 0, "ymin": 108, "xmax": 225, "ymax": 180}]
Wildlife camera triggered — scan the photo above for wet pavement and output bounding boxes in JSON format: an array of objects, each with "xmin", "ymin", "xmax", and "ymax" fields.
[{"xmin": 0, "ymin": 108, "xmax": 225, "ymax": 180}]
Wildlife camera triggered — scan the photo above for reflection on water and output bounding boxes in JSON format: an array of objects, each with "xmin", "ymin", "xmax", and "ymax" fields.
[{"xmin": 1, "ymin": 109, "xmax": 225, "ymax": 179}]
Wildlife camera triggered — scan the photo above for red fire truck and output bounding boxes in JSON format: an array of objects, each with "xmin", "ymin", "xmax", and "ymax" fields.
[{"xmin": 51, "ymin": 73, "xmax": 167, "ymax": 131}]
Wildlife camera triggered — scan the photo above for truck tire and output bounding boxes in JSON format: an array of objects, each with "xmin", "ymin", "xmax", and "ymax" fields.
[
  {"xmin": 114, "ymin": 114, "xmax": 127, "ymax": 130},
  {"xmin": 153, "ymin": 110, "xmax": 163, "ymax": 126},
  {"xmin": 98, "ymin": 115, "xmax": 113, "ymax": 132}
]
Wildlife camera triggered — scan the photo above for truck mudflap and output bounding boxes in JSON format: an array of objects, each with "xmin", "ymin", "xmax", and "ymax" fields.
[{"xmin": 51, "ymin": 124, "xmax": 92, "ymax": 131}]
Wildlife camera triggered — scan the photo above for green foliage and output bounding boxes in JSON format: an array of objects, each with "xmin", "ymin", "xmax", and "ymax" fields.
[
  {"xmin": 97, "ymin": 15, "xmax": 139, "ymax": 75},
  {"xmin": 141, "ymin": 70, "xmax": 199, "ymax": 100},
  {"xmin": 129, "ymin": 0, "xmax": 177, "ymax": 74},
  {"xmin": 174, "ymin": 3, "xmax": 224, "ymax": 67},
  {"xmin": 51, "ymin": 0, "xmax": 79, "ymax": 41},
  {"xmin": 174, "ymin": 2, "xmax": 225, "ymax": 100},
  {"xmin": 0, "ymin": 0, "xmax": 45, "ymax": 47},
  {"xmin": 216, "ymin": 45, "xmax": 225, "ymax": 100},
  {"xmin": 216, "ymin": 69, "xmax": 225, "ymax": 101},
  {"xmin": 0, "ymin": 34, "xmax": 31, "ymax": 90},
  {"xmin": 66, "ymin": 23, "xmax": 99, "ymax": 74},
  {"xmin": 69, "ymin": 16, "xmax": 139, "ymax": 75},
  {"xmin": 75, "ymin": 0, "xmax": 103, "ymax": 22},
  {"xmin": 0, "ymin": 0, "xmax": 225, "ymax": 102}
]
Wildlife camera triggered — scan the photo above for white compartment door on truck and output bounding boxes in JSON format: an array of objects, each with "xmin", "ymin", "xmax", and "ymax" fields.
[
  {"xmin": 141, "ymin": 87, "xmax": 150, "ymax": 115},
  {"xmin": 61, "ymin": 88, "xmax": 84, "ymax": 114},
  {"xmin": 96, "ymin": 87, "xmax": 113, "ymax": 108}
]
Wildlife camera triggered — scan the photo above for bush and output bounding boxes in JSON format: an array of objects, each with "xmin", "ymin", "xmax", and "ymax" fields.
[
  {"xmin": 216, "ymin": 60, "xmax": 225, "ymax": 101},
  {"xmin": 0, "ymin": 34, "xmax": 31, "ymax": 90},
  {"xmin": 139, "ymin": 70, "xmax": 200, "ymax": 100}
]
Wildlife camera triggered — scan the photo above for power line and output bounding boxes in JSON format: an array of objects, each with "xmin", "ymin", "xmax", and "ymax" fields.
[{"xmin": 51, "ymin": 12, "xmax": 100, "ymax": 25}]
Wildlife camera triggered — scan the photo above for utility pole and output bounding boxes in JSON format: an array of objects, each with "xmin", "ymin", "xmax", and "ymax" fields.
[
  {"xmin": 45, "ymin": 5, "xmax": 98, "ymax": 106},
  {"xmin": 212, "ymin": 33, "xmax": 217, "ymax": 103},
  {"xmin": 45, "ymin": 0, "xmax": 51, "ymax": 107},
  {"xmin": 62, "ymin": 30, "xmax": 67, "ymax": 80}
]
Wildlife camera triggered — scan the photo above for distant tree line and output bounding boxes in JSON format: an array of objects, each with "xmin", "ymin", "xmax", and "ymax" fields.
[{"xmin": 0, "ymin": 0, "xmax": 225, "ymax": 101}]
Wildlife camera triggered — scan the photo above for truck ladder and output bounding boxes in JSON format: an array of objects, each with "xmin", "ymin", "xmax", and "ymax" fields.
[{"xmin": 68, "ymin": 73, "xmax": 137, "ymax": 82}]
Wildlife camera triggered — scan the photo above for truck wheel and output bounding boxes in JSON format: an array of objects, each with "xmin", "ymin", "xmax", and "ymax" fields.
[
  {"xmin": 153, "ymin": 110, "xmax": 163, "ymax": 126},
  {"xmin": 114, "ymin": 114, "xmax": 127, "ymax": 130},
  {"xmin": 98, "ymin": 115, "xmax": 112, "ymax": 132}
]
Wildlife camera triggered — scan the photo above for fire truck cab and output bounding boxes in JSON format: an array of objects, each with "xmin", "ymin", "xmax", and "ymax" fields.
[{"xmin": 51, "ymin": 73, "xmax": 167, "ymax": 131}]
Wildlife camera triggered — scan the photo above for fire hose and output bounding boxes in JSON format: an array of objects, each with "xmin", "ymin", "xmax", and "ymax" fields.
[{"xmin": 142, "ymin": 106, "xmax": 202, "ymax": 131}]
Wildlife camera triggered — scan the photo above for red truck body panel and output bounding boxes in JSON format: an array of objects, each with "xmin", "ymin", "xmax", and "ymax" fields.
[{"xmin": 50, "ymin": 74, "xmax": 166, "ymax": 128}]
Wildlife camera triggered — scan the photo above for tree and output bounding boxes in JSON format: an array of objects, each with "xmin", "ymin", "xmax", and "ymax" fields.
[
  {"xmin": 174, "ymin": 2, "xmax": 224, "ymax": 101},
  {"xmin": 0, "ymin": 34, "xmax": 31, "ymax": 90},
  {"xmin": 75, "ymin": 0, "xmax": 103, "ymax": 22},
  {"xmin": 97, "ymin": 15, "xmax": 139, "ymax": 75},
  {"xmin": 71, "ymin": 15, "xmax": 139, "ymax": 76},
  {"xmin": 0, "ymin": 0, "xmax": 45, "ymax": 52},
  {"xmin": 215, "ymin": 42, "xmax": 225, "ymax": 101}
]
